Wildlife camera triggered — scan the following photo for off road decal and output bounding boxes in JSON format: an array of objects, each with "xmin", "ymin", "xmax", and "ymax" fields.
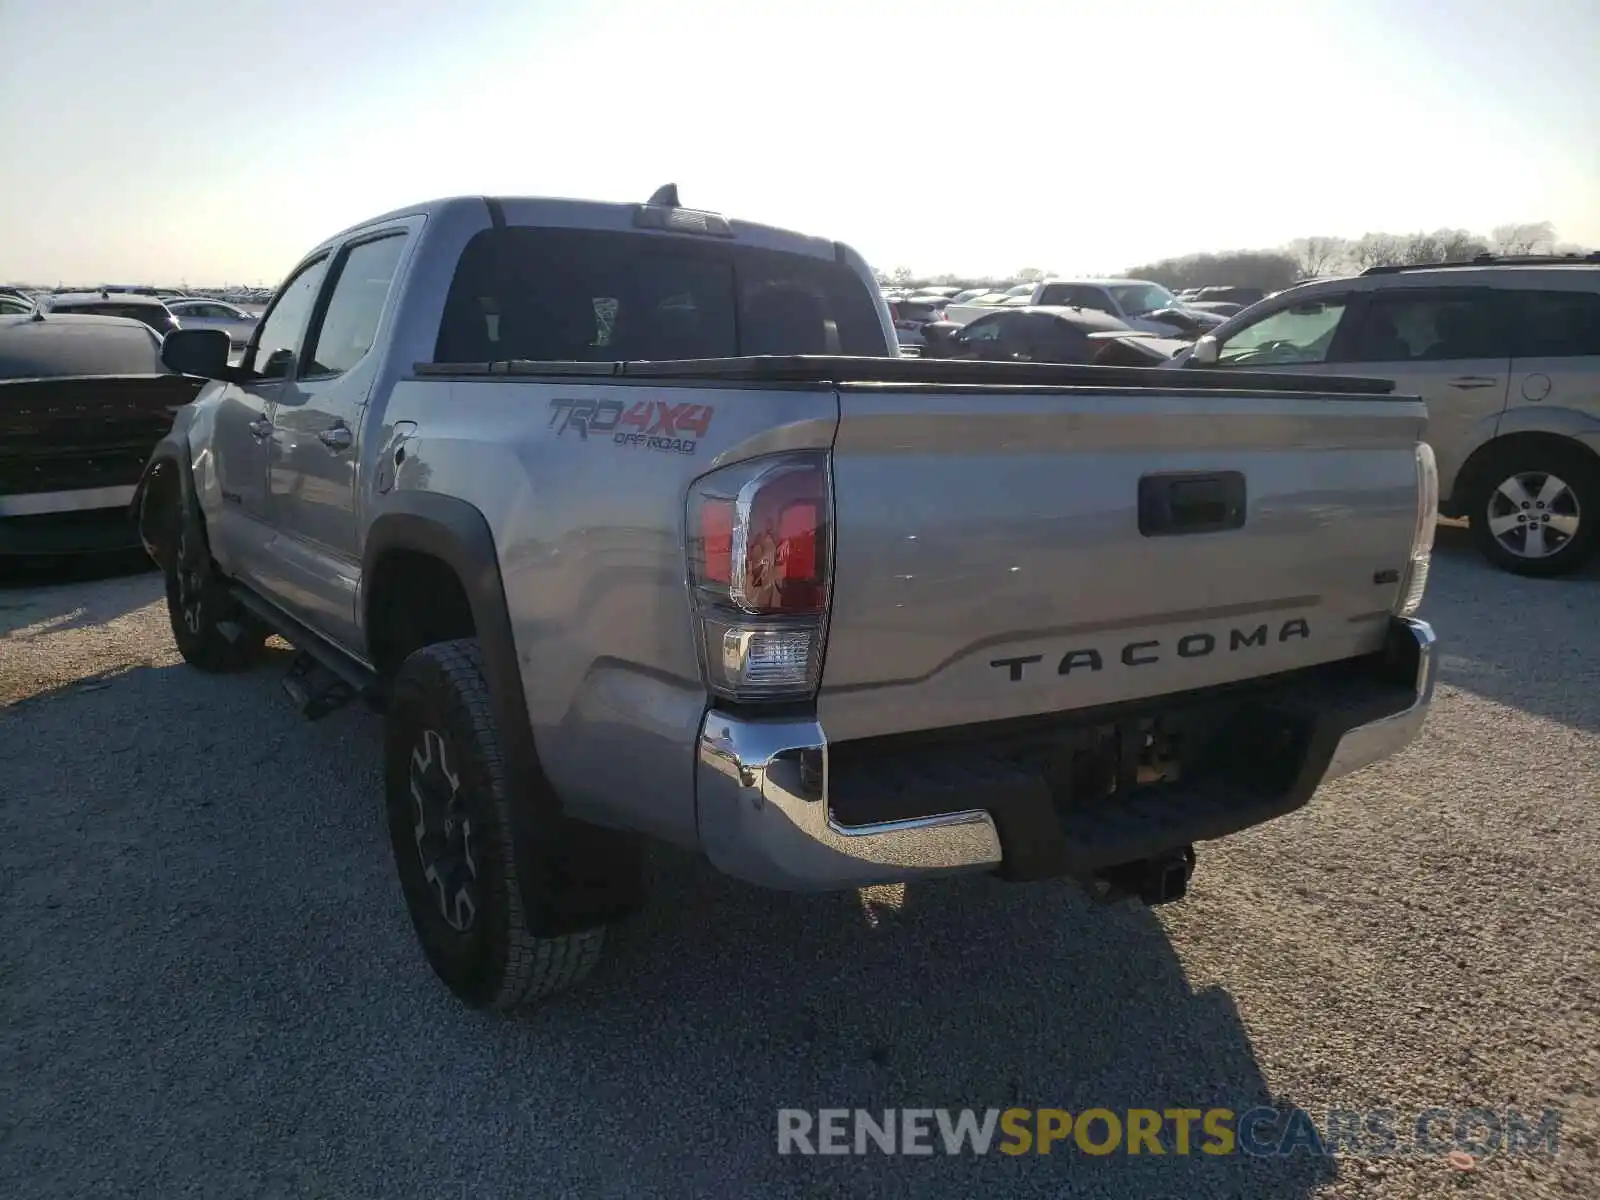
[{"xmin": 547, "ymin": 398, "xmax": 714, "ymax": 456}]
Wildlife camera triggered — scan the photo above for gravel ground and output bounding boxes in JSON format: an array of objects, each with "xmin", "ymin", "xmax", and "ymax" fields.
[{"xmin": 1, "ymin": 528, "xmax": 1596, "ymax": 1199}]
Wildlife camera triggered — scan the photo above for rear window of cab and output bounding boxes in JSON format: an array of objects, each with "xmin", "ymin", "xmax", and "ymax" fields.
[{"xmin": 433, "ymin": 226, "xmax": 886, "ymax": 362}]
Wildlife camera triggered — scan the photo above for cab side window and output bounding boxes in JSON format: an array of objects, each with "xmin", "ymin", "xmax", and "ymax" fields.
[
  {"xmin": 302, "ymin": 234, "xmax": 408, "ymax": 377},
  {"xmin": 249, "ymin": 257, "xmax": 331, "ymax": 379}
]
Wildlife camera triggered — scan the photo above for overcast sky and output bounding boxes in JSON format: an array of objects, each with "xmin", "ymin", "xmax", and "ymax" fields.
[{"xmin": 1, "ymin": 0, "xmax": 1596, "ymax": 285}]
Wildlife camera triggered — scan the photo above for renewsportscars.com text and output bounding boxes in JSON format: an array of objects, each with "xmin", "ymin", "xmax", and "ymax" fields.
[{"xmin": 776, "ymin": 1107, "xmax": 1562, "ymax": 1159}]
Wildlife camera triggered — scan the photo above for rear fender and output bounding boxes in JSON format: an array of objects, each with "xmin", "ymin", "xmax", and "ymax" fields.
[{"xmin": 1447, "ymin": 406, "xmax": 1600, "ymax": 515}]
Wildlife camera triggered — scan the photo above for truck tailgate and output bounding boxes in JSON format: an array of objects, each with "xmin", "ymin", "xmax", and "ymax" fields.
[{"xmin": 818, "ymin": 385, "xmax": 1427, "ymax": 743}]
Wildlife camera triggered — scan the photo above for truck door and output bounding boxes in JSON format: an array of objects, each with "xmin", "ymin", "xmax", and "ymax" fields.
[
  {"xmin": 263, "ymin": 229, "xmax": 411, "ymax": 647},
  {"xmin": 209, "ymin": 255, "xmax": 330, "ymax": 585}
]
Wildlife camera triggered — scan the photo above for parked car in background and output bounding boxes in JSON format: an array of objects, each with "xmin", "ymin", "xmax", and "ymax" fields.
[
  {"xmin": 922, "ymin": 305, "xmax": 1132, "ymax": 362},
  {"xmin": 1029, "ymin": 279, "xmax": 1226, "ymax": 335},
  {"xmin": 945, "ymin": 278, "xmax": 1224, "ymax": 337},
  {"xmin": 889, "ymin": 296, "xmax": 947, "ymax": 348},
  {"xmin": 1192, "ymin": 286, "xmax": 1268, "ymax": 308},
  {"xmin": 1185, "ymin": 300, "xmax": 1245, "ymax": 318},
  {"xmin": 43, "ymin": 290, "xmax": 180, "ymax": 340},
  {"xmin": 940, "ymin": 291, "xmax": 1013, "ymax": 323},
  {"xmin": 1086, "ymin": 331, "xmax": 1193, "ymax": 366},
  {"xmin": 165, "ymin": 298, "xmax": 258, "ymax": 347},
  {"xmin": 1183, "ymin": 254, "xmax": 1600, "ymax": 576},
  {"xmin": 1, "ymin": 312, "xmax": 202, "ymax": 554}
]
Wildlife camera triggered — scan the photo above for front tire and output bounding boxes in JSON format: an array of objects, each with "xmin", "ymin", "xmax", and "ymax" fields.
[
  {"xmin": 384, "ymin": 639, "xmax": 604, "ymax": 1009},
  {"xmin": 163, "ymin": 521, "xmax": 267, "ymax": 671},
  {"xmin": 1468, "ymin": 444, "xmax": 1599, "ymax": 578}
]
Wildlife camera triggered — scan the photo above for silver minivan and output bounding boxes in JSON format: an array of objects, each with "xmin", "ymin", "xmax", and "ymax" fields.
[{"xmin": 1184, "ymin": 257, "xmax": 1600, "ymax": 576}]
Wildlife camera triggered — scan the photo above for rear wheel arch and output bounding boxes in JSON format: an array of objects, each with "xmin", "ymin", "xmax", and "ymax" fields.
[
  {"xmin": 134, "ymin": 433, "xmax": 201, "ymax": 567},
  {"xmin": 1453, "ymin": 431, "xmax": 1600, "ymax": 517},
  {"xmin": 361, "ymin": 494, "xmax": 646, "ymax": 936},
  {"xmin": 361, "ymin": 492, "xmax": 512, "ymax": 691}
]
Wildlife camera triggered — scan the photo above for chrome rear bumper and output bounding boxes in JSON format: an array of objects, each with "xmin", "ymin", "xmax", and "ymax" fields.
[
  {"xmin": 696, "ymin": 714, "xmax": 1002, "ymax": 891},
  {"xmin": 695, "ymin": 617, "xmax": 1437, "ymax": 892},
  {"xmin": 1324, "ymin": 617, "xmax": 1436, "ymax": 779}
]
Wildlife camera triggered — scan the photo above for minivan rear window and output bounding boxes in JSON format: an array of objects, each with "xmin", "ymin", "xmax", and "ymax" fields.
[
  {"xmin": 433, "ymin": 226, "xmax": 886, "ymax": 363},
  {"xmin": 53, "ymin": 303, "xmax": 171, "ymax": 333}
]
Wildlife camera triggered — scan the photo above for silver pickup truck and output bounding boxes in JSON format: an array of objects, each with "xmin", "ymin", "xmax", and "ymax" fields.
[{"xmin": 133, "ymin": 187, "xmax": 1439, "ymax": 1011}]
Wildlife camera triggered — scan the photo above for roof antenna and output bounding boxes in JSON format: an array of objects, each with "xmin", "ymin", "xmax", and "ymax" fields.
[{"xmin": 647, "ymin": 183, "xmax": 680, "ymax": 208}]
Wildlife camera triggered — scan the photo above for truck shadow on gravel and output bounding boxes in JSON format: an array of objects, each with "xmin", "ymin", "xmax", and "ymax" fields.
[
  {"xmin": 4, "ymin": 654, "xmax": 1330, "ymax": 1200},
  {"xmin": 535, "ymin": 851, "xmax": 1340, "ymax": 1198}
]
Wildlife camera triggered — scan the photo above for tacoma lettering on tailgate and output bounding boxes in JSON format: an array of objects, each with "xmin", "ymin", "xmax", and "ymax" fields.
[{"xmin": 990, "ymin": 619, "xmax": 1312, "ymax": 682}]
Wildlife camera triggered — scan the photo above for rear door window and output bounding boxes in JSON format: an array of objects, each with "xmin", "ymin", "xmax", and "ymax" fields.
[
  {"xmin": 1342, "ymin": 290, "xmax": 1507, "ymax": 362},
  {"xmin": 434, "ymin": 227, "xmax": 885, "ymax": 362},
  {"xmin": 1511, "ymin": 289, "xmax": 1600, "ymax": 359},
  {"xmin": 301, "ymin": 233, "xmax": 408, "ymax": 377}
]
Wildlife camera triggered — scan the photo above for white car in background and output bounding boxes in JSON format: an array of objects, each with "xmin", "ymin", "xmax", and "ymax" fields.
[
  {"xmin": 946, "ymin": 278, "xmax": 1225, "ymax": 337},
  {"xmin": 164, "ymin": 298, "xmax": 257, "ymax": 347}
]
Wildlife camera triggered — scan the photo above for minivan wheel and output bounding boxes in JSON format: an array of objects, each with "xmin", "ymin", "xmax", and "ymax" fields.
[
  {"xmin": 1469, "ymin": 444, "xmax": 1599, "ymax": 577},
  {"xmin": 384, "ymin": 639, "xmax": 604, "ymax": 1009}
]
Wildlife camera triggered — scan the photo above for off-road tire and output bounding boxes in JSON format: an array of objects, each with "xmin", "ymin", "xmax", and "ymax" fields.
[
  {"xmin": 162, "ymin": 521, "xmax": 268, "ymax": 671},
  {"xmin": 1468, "ymin": 443, "xmax": 1600, "ymax": 578},
  {"xmin": 384, "ymin": 638, "xmax": 604, "ymax": 1009}
]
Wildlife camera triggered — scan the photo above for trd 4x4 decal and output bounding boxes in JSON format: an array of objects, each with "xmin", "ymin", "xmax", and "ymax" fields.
[{"xmin": 547, "ymin": 398, "xmax": 715, "ymax": 456}]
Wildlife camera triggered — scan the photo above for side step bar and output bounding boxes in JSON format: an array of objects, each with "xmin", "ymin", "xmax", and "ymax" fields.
[{"xmin": 229, "ymin": 585, "xmax": 379, "ymax": 720}]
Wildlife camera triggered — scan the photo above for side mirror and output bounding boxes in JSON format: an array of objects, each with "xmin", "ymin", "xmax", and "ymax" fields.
[
  {"xmin": 259, "ymin": 347, "xmax": 294, "ymax": 379},
  {"xmin": 1189, "ymin": 335, "xmax": 1220, "ymax": 366},
  {"xmin": 161, "ymin": 328, "xmax": 234, "ymax": 379}
]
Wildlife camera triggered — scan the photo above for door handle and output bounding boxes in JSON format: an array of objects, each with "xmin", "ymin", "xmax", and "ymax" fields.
[
  {"xmin": 317, "ymin": 425, "xmax": 353, "ymax": 452},
  {"xmin": 248, "ymin": 417, "xmax": 273, "ymax": 441},
  {"xmin": 1139, "ymin": 471, "xmax": 1247, "ymax": 537},
  {"xmin": 1448, "ymin": 376, "xmax": 1498, "ymax": 390}
]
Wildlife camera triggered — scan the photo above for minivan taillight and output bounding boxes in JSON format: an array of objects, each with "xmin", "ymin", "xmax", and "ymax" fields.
[{"xmin": 687, "ymin": 451, "xmax": 831, "ymax": 702}]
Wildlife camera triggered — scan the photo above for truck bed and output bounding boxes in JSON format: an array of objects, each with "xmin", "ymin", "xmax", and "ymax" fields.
[{"xmin": 414, "ymin": 353, "xmax": 1400, "ymax": 397}]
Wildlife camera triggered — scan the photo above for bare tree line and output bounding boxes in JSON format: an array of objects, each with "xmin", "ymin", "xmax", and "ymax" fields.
[{"xmin": 881, "ymin": 221, "xmax": 1590, "ymax": 294}]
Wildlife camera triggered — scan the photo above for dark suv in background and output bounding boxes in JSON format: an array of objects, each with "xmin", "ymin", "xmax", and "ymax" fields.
[{"xmin": 42, "ymin": 291, "xmax": 181, "ymax": 340}]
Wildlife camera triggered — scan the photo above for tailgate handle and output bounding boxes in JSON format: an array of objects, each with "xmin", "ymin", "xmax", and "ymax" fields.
[{"xmin": 1139, "ymin": 471, "xmax": 1247, "ymax": 537}]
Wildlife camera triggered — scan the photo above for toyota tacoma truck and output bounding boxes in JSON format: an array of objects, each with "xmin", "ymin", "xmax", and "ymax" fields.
[{"xmin": 132, "ymin": 186, "xmax": 1440, "ymax": 1011}]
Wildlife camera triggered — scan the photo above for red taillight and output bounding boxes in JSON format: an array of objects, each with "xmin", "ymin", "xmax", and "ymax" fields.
[
  {"xmin": 687, "ymin": 452, "xmax": 832, "ymax": 701},
  {"xmin": 699, "ymin": 501, "xmax": 734, "ymax": 584}
]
